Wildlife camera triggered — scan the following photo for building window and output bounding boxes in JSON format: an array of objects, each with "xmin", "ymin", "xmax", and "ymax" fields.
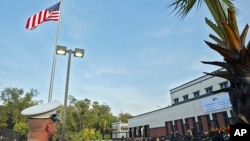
[
  {"xmin": 230, "ymin": 110, "xmax": 236, "ymax": 124},
  {"xmin": 183, "ymin": 95, "xmax": 189, "ymax": 101},
  {"xmin": 144, "ymin": 125, "xmax": 150, "ymax": 137},
  {"xmin": 205, "ymin": 86, "xmax": 213, "ymax": 94},
  {"xmin": 174, "ymin": 120, "xmax": 178, "ymax": 131},
  {"xmin": 193, "ymin": 91, "xmax": 200, "ymax": 98},
  {"xmin": 223, "ymin": 112, "xmax": 229, "ymax": 127},
  {"xmin": 197, "ymin": 116, "xmax": 203, "ymax": 132},
  {"xmin": 206, "ymin": 115, "xmax": 211, "ymax": 130},
  {"xmin": 220, "ymin": 81, "xmax": 229, "ymax": 89},
  {"xmin": 185, "ymin": 118, "xmax": 189, "ymax": 129},
  {"xmin": 212, "ymin": 113, "xmax": 219, "ymax": 128},
  {"xmin": 129, "ymin": 128, "xmax": 133, "ymax": 138},
  {"xmin": 174, "ymin": 98, "xmax": 179, "ymax": 104}
]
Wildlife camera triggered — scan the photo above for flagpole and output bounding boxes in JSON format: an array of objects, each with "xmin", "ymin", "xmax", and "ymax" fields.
[{"xmin": 48, "ymin": 0, "xmax": 64, "ymax": 103}]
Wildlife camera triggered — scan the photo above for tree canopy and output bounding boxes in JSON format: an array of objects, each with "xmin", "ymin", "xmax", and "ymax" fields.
[{"xmin": 0, "ymin": 87, "xmax": 132, "ymax": 140}]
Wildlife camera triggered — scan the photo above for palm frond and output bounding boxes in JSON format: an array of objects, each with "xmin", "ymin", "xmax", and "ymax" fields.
[
  {"xmin": 201, "ymin": 61, "xmax": 235, "ymax": 73},
  {"xmin": 168, "ymin": 0, "xmax": 203, "ymax": 19},
  {"xmin": 205, "ymin": 18, "xmax": 226, "ymax": 41},
  {"xmin": 204, "ymin": 41, "xmax": 239, "ymax": 62},
  {"xmin": 228, "ymin": 7, "xmax": 239, "ymax": 37},
  {"xmin": 221, "ymin": 22, "xmax": 242, "ymax": 52},
  {"xmin": 168, "ymin": 0, "xmax": 235, "ymax": 19},
  {"xmin": 208, "ymin": 34, "xmax": 227, "ymax": 49},
  {"xmin": 240, "ymin": 24, "xmax": 249, "ymax": 47},
  {"xmin": 205, "ymin": 0, "xmax": 228, "ymax": 25}
]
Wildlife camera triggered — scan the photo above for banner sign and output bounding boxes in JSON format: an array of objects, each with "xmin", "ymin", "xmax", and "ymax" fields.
[{"xmin": 202, "ymin": 92, "xmax": 231, "ymax": 112}]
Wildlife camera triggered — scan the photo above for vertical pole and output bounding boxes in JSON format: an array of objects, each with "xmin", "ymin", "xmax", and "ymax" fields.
[
  {"xmin": 48, "ymin": 0, "xmax": 65, "ymax": 102},
  {"xmin": 61, "ymin": 49, "xmax": 72, "ymax": 141}
]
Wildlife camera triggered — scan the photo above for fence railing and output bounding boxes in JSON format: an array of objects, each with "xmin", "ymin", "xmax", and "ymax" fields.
[{"xmin": 0, "ymin": 128, "xmax": 26, "ymax": 141}]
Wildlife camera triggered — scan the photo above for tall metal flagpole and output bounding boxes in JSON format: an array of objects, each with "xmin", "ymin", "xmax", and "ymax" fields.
[{"xmin": 48, "ymin": 0, "xmax": 64, "ymax": 103}]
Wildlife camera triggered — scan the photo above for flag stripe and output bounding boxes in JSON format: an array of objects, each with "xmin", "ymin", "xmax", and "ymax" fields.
[
  {"xmin": 26, "ymin": 10, "xmax": 49, "ymax": 30},
  {"xmin": 25, "ymin": 2, "xmax": 60, "ymax": 30},
  {"xmin": 45, "ymin": 11, "xmax": 60, "ymax": 21}
]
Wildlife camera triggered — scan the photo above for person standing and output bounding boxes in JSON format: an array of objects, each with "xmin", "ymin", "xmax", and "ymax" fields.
[{"xmin": 21, "ymin": 102, "xmax": 61, "ymax": 141}]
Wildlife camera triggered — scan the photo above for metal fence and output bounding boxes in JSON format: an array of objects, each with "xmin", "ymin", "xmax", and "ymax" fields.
[{"xmin": 0, "ymin": 128, "xmax": 26, "ymax": 141}]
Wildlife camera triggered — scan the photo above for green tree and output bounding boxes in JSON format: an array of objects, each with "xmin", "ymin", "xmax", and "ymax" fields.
[
  {"xmin": 13, "ymin": 122, "xmax": 28, "ymax": 135},
  {"xmin": 71, "ymin": 127, "xmax": 102, "ymax": 141},
  {"xmin": 0, "ymin": 87, "xmax": 129, "ymax": 140},
  {"xmin": 169, "ymin": 0, "xmax": 250, "ymax": 124},
  {"xmin": 118, "ymin": 112, "xmax": 133, "ymax": 123},
  {"xmin": 66, "ymin": 98, "xmax": 91, "ymax": 133},
  {"xmin": 91, "ymin": 102, "xmax": 117, "ymax": 138},
  {"xmin": 0, "ymin": 87, "xmax": 41, "ymax": 129},
  {"xmin": 65, "ymin": 96, "xmax": 117, "ymax": 140}
]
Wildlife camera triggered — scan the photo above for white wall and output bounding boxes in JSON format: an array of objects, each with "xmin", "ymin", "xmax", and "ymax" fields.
[
  {"xmin": 170, "ymin": 73, "xmax": 227, "ymax": 103},
  {"xmin": 129, "ymin": 71, "xmax": 232, "ymax": 129},
  {"xmin": 129, "ymin": 92, "xmax": 231, "ymax": 128},
  {"xmin": 112, "ymin": 121, "xmax": 128, "ymax": 138}
]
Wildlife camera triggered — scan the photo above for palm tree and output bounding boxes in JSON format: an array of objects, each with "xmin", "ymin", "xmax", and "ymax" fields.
[{"xmin": 169, "ymin": 0, "xmax": 250, "ymax": 124}]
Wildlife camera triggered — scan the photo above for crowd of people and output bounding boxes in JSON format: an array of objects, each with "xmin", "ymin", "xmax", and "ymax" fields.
[{"xmin": 163, "ymin": 129, "xmax": 229, "ymax": 141}]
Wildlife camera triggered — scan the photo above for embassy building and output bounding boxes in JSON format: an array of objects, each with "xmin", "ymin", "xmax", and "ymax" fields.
[{"xmin": 128, "ymin": 69, "xmax": 235, "ymax": 138}]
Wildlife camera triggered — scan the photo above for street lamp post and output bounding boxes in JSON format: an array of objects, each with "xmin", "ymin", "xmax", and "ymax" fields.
[{"xmin": 56, "ymin": 45, "xmax": 84, "ymax": 141}]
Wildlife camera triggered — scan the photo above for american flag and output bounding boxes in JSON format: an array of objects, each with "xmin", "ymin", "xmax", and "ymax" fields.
[{"xmin": 26, "ymin": 2, "xmax": 61, "ymax": 30}]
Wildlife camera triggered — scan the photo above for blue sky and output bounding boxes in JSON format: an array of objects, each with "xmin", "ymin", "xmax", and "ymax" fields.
[{"xmin": 0, "ymin": 0, "xmax": 249, "ymax": 116}]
